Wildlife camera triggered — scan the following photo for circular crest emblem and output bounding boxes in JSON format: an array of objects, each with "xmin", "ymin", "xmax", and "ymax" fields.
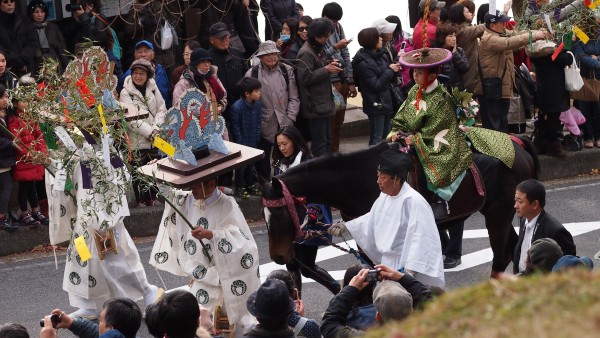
[
  {"xmin": 170, "ymin": 212, "xmax": 177, "ymax": 224},
  {"xmin": 218, "ymin": 239, "xmax": 232, "ymax": 254},
  {"xmin": 88, "ymin": 275, "xmax": 97, "ymax": 288},
  {"xmin": 196, "ymin": 289, "xmax": 209, "ymax": 305},
  {"xmin": 185, "ymin": 240, "xmax": 197, "ymax": 255},
  {"xmin": 231, "ymin": 280, "xmax": 247, "ymax": 296},
  {"xmin": 60, "ymin": 205, "xmax": 66, "ymax": 217},
  {"xmin": 69, "ymin": 272, "xmax": 81, "ymax": 285},
  {"xmin": 154, "ymin": 252, "xmax": 169, "ymax": 264},
  {"xmin": 241, "ymin": 253, "xmax": 254, "ymax": 269},
  {"xmin": 193, "ymin": 265, "xmax": 208, "ymax": 280},
  {"xmin": 177, "ymin": 194, "xmax": 187, "ymax": 206},
  {"xmin": 197, "ymin": 217, "xmax": 209, "ymax": 229},
  {"xmin": 76, "ymin": 254, "xmax": 88, "ymax": 267}
]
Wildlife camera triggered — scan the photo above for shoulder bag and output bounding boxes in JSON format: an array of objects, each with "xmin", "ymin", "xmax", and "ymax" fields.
[
  {"xmin": 477, "ymin": 55, "xmax": 507, "ymax": 100},
  {"xmin": 564, "ymin": 51, "xmax": 584, "ymax": 92},
  {"xmin": 571, "ymin": 71, "xmax": 600, "ymax": 102}
]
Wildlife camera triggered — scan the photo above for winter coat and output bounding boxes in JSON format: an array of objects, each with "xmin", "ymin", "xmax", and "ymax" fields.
[
  {"xmin": 0, "ymin": 119, "xmax": 16, "ymax": 169},
  {"xmin": 121, "ymin": 62, "xmax": 172, "ymax": 108},
  {"xmin": 440, "ymin": 47, "xmax": 470, "ymax": 90},
  {"xmin": 69, "ymin": 12, "xmax": 111, "ymax": 51},
  {"xmin": 173, "ymin": 66, "xmax": 227, "ymax": 111},
  {"xmin": 297, "ymin": 42, "xmax": 335, "ymax": 119},
  {"xmin": 413, "ymin": 18, "xmax": 438, "ymax": 49},
  {"xmin": 0, "ymin": 11, "xmax": 39, "ymax": 75},
  {"xmin": 32, "ymin": 21, "xmax": 70, "ymax": 73},
  {"xmin": 260, "ymin": 0, "xmax": 298, "ymax": 41},
  {"xmin": 194, "ymin": 0, "xmax": 259, "ymax": 58},
  {"xmin": 530, "ymin": 51, "xmax": 572, "ymax": 113},
  {"xmin": 353, "ymin": 48, "xmax": 395, "ymax": 116},
  {"xmin": 287, "ymin": 38, "xmax": 305, "ymax": 62},
  {"xmin": 573, "ymin": 39, "xmax": 600, "ymax": 80},
  {"xmin": 124, "ymin": 0, "xmax": 178, "ymax": 69},
  {"xmin": 323, "ymin": 22, "xmax": 353, "ymax": 84},
  {"xmin": 119, "ymin": 77, "xmax": 167, "ymax": 150},
  {"xmin": 245, "ymin": 61, "xmax": 299, "ymax": 142},
  {"xmin": 68, "ymin": 317, "xmax": 134, "ymax": 338},
  {"xmin": 454, "ymin": 23, "xmax": 485, "ymax": 93},
  {"xmin": 7, "ymin": 111, "xmax": 46, "ymax": 181},
  {"xmin": 229, "ymin": 98, "xmax": 262, "ymax": 147},
  {"xmin": 0, "ymin": 71, "xmax": 17, "ymax": 90},
  {"xmin": 208, "ymin": 46, "xmax": 248, "ymax": 112},
  {"xmin": 474, "ymin": 28, "xmax": 536, "ymax": 98},
  {"xmin": 244, "ymin": 324, "xmax": 295, "ymax": 338}
]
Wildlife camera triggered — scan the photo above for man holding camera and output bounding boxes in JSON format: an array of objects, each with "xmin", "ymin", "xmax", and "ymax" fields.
[{"xmin": 328, "ymin": 148, "xmax": 445, "ymax": 288}]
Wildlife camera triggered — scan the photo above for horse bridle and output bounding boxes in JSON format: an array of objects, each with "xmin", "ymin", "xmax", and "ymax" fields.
[{"xmin": 262, "ymin": 178, "xmax": 307, "ymax": 241}]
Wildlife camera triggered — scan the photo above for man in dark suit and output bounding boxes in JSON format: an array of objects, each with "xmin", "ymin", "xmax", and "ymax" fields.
[{"xmin": 513, "ymin": 179, "xmax": 576, "ymax": 274}]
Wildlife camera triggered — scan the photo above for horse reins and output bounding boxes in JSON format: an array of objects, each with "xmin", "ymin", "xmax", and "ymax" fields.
[{"xmin": 262, "ymin": 178, "xmax": 307, "ymax": 241}]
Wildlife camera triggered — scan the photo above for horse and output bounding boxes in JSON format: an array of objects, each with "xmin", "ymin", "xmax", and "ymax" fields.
[{"xmin": 262, "ymin": 136, "xmax": 539, "ymax": 291}]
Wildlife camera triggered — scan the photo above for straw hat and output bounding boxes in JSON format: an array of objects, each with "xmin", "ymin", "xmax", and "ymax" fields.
[{"xmin": 399, "ymin": 48, "xmax": 452, "ymax": 68}]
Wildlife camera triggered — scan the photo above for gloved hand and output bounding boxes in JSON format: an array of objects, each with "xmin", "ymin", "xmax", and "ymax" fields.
[{"xmin": 328, "ymin": 221, "xmax": 347, "ymax": 237}]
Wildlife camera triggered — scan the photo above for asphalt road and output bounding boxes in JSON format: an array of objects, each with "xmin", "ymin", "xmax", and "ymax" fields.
[{"xmin": 1, "ymin": 175, "xmax": 599, "ymax": 337}]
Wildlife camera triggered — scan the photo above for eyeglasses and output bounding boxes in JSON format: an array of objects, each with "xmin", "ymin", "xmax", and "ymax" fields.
[
  {"xmin": 298, "ymin": 27, "xmax": 308, "ymax": 32},
  {"xmin": 1, "ymin": 0, "xmax": 16, "ymax": 4}
]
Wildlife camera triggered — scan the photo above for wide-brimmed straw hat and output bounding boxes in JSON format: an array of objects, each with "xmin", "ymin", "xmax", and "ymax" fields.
[{"xmin": 399, "ymin": 48, "xmax": 452, "ymax": 69}]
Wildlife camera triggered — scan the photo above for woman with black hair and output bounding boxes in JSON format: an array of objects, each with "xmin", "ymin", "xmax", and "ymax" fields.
[
  {"xmin": 272, "ymin": 125, "xmax": 340, "ymax": 296},
  {"xmin": 448, "ymin": 3, "xmax": 484, "ymax": 93},
  {"xmin": 276, "ymin": 18, "xmax": 299, "ymax": 59},
  {"xmin": 0, "ymin": 84, "xmax": 16, "ymax": 232},
  {"xmin": 0, "ymin": 51, "xmax": 17, "ymax": 90},
  {"xmin": 296, "ymin": 17, "xmax": 342, "ymax": 157},
  {"xmin": 288, "ymin": 16, "xmax": 312, "ymax": 61},
  {"xmin": 27, "ymin": 0, "xmax": 69, "ymax": 74}
]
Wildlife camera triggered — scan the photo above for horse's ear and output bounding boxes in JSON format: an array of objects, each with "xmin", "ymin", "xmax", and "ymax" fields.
[{"xmin": 271, "ymin": 178, "xmax": 283, "ymax": 195}]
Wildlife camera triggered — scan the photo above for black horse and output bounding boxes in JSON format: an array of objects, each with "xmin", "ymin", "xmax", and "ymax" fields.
[{"xmin": 262, "ymin": 136, "xmax": 539, "ymax": 290}]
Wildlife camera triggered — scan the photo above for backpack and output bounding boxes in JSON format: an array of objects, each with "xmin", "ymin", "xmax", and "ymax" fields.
[
  {"xmin": 351, "ymin": 50, "xmax": 363, "ymax": 92},
  {"xmin": 251, "ymin": 63, "xmax": 289, "ymax": 87},
  {"xmin": 91, "ymin": 14, "xmax": 122, "ymax": 60}
]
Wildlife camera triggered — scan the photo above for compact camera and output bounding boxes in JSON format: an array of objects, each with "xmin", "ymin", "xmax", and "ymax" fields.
[
  {"xmin": 365, "ymin": 269, "xmax": 380, "ymax": 283},
  {"xmin": 65, "ymin": 3, "xmax": 83, "ymax": 12},
  {"xmin": 39, "ymin": 314, "xmax": 60, "ymax": 328}
]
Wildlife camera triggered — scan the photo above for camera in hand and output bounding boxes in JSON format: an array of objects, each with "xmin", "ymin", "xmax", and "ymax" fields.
[
  {"xmin": 65, "ymin": 3, "xmax": 83, "ymax": 12},
  {"xmin": 365, "ymin": 269, "xmax": 380, "ymax": 283},
  {"xmin": 39, "ymin": 314, "xmax": 60, "ymax": 328}
]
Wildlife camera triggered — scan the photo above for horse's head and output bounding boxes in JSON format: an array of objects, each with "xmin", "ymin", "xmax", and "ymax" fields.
[{"xmin": 262, "ymin": 178, "xmax": 307, "ymax": 265}]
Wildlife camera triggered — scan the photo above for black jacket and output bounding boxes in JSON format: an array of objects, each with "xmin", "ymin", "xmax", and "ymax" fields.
[
  {"xmin": 260, "ymin": 0, "xmax": 298, "ymax": 41},
  {"xmin": 512, "ymin": 210, "xmax": 576, "ymax": 274},
  {"xmin": 208, "ymin": 46, "xmax": 248, "ymax": 115},
  {"xmin": 353, "ymin": 48, "xmax": 396, "ymax": 116},
  {"xmin": 0, "ymin": 11, "xmax": 39, "ymax": 75},
  {"xmin": 440, "ymin": 47, "xmax": 470, "ymax": 90},
  {"xmin": 69, "ymin": 12, "xmax": 111, "ymax": 51},
  {"xmin": 243, "ymin": 324, "xmax": 295, "ymax": 338},
  {"xmin": 32, "ymin": 21, "xmax": 70, "ymax": 73},
  {"xmin": 530, "ymin": 51, "xmax": 572, "ymax": 113},
  {"xmin": 320, "ymin": 274, "xmax": 433, "ymax": 338},
  {"xmin": 194, "ymin": 0, "xmax": 259, "ymax": 58},
  {"xmin": 0, "ymin": 120, "xmax": 16, "ymax": 169}
]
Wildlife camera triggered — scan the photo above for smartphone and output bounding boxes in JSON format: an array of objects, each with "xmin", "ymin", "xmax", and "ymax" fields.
[{"xmin": 400, "ymin": 41, "xmax": 407, "ymax": 53}]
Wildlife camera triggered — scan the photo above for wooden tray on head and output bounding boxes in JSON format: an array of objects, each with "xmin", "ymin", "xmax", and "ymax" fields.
[
  {"xmin": 157, "ymin": 149, "xmax": 241, "ymax": 175},
  {"xmin": 138, "ymin": 141, "xmax": 264, "ymax": 188}
]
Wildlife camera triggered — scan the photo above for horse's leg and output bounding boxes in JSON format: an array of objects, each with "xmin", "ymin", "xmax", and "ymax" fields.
[
  {"xmin": 285, "ymin": 250, "xmax": 303, "ymax": 299},
  {"xmin": 296, "ymin": 244, "xmax": 341, "ymax": 295},
  {"xmin": 482, "ymin": 200, "xmax": 518, "ymax": 277}
]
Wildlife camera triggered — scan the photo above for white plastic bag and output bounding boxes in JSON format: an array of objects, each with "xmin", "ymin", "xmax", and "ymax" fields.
[
  {"xmin": 160, "ymin": 21, "xmax": 174, "ymax": 50},
  {"xmin": 565, "ymin": 51, "xmax": 584, "ymax": 92}
]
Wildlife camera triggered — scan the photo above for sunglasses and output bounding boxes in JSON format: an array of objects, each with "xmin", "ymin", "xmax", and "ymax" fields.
[
  {"xmin": 298, "ymin": 27, "xmax": 308, "ymax": 32},
  {"xmin": 2, "ymin": 0, "xmax": 16, "ymax": 4}
]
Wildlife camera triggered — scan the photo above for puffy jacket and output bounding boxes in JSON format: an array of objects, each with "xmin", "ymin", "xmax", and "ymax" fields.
[
  {"xmin": 0, "ymin": 120, "xmax": 15, "ymax": 169},
  {"xmin": 455, "ymin": 23, "xmax": 485, "ymax": 93},
  {"xmin": 440, "ymin": 47, "xmax": 470, "ymax": 90},
  {"xmin": 0, "ymin": 11, "xmax": 39, "ymax": 75},
  {"xmin": 297, "ymin": 42, "xmax": 335, "ymax": 119},
  {"xmin": 260, "ymin": 0, "xmax": 298, "ymax": 41},
  {"xmin": 229, "ymin": 98, "xmax": 262, "ymax": 147},
  {"xmin": 119, "ymin": 76, "xmax": 167, "ymax": 150},
  {"xmin": 573, "ymin": 39, "xmax": 600, "ymax": 79},
  {"xmin": 474, "ymin": 28, "xmax": 539, "ymax": 98},
  {"xmin": 353, "ymin": 48, "xmax": 395, "ymax": 116},
  {"xmin": 531, "ymin": 51, "xmax": 572, "ymax": 113},
  {"xmin": 121, "ymin": 62, "xmax": 172, "ymax": 108},
  {"xmin": 208, "ymin": 46, "xmax": 248, "ymax": 113},
  {"xmin": 7, "ymin": 111, "xmax": 46, "ymax": 181}
]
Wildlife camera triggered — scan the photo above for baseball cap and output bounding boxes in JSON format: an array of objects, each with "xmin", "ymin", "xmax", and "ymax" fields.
[
  {"xmin": 135, "ymin": 40, "xmax": 154, "ymax": 51},
  {"xmin": 372, "ymin": 19, "xmax": 397, "ymax": 34},
  {"xmin": 484, "ymin": 10, "xmax": 512, "ymax": 25},
  {"xmin": 209, "ymin": 22, "xmax": 230, "ymax": 39},
  {"xmin": 419, "ymin": 0, "xmax": 446, "ymax": 11}
]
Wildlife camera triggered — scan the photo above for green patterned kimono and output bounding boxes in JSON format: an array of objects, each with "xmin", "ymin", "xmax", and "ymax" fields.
[{"xmin": 390, "ymin": 82, "xmax": 514, "ymax": 190}]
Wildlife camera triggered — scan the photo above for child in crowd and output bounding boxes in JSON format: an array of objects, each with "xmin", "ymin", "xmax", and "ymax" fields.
[
  {"xmin": 0, "ymin": 85, "xmax": 17, "ymax": 232},
  {"xmin": 7, "ymin": 91, "xmax": 48, "ymax": 227},
  {"xmin": 230, "ymin": 77, "xmax": 262, "ymax": 199}
]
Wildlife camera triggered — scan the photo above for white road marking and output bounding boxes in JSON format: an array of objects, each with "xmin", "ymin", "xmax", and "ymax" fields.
[{"xmin": 259, "ymin": 222, "xmax": 600, "ymax": 282}]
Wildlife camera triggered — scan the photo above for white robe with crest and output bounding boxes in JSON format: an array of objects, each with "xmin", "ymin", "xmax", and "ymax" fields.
[{"xmin": 346, "ymin": 182, "xmax": 445, "ymax": 287}]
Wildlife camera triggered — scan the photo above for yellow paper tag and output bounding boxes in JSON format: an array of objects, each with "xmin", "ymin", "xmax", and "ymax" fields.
[
  {"xmin": 573, "ymin": 26, "xmax": 590, "ymax": 44},
  {"xmin": 588, "ymin": 0, "xmax": 600, "ymax": 8},
  {"xmin": 153, "ymin": 136, "xmax": 175, "ymax": 157},
  {"xmin": 97, "ymin": 104, "xmax": 108, "ymax": 134},
  {"xmin": 74, "ymin": 236, "xmax": 92, "ymax": 262}
]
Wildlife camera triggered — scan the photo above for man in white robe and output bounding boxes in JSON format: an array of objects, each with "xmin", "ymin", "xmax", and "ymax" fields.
[
  {"xmin": 329, "ymin": 149, "xmax": 445, "ymax": 287},
  {"xmin": 150, "ymin": 178, "xmax": 260, "ymax": 332},
  {"xmin": 46, "ymin": 147, "xmax": 162, "ymax": 320}
]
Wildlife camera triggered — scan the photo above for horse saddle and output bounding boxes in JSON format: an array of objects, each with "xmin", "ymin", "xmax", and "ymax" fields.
[{"xmin": 408, "ymin": 160, "xmax": 486, "ymax": 226}]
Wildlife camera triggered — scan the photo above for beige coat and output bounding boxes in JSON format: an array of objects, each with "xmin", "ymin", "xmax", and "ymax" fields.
[
  {"xmin": 474, "ymin": 28, "xmax": 534, "ymax": 98},
  {"xmin": 456, "ymin": 23, "xmax": 485, "ymax": 93}
]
